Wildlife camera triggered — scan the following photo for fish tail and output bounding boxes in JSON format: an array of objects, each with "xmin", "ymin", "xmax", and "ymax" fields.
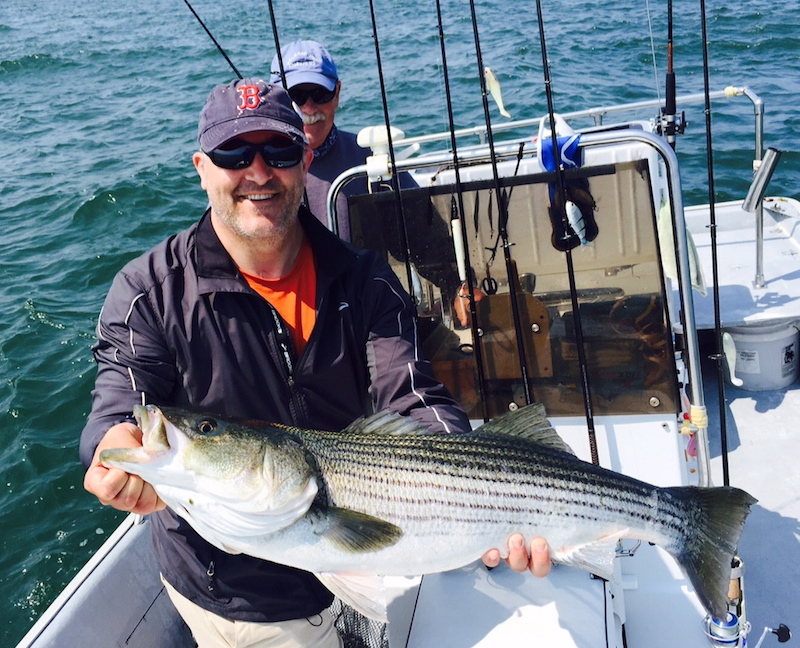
[{"xmin": 665, "ymin": 486, "xmax": 756, "ymax": 619}]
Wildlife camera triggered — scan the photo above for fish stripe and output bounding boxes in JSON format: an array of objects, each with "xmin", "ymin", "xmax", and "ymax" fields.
[{"xmin": 308, "ymin": 431, "xmax": 674, "ymax": 534}]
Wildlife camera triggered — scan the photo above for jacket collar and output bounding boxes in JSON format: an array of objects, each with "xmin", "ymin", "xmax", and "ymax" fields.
[{"xmin": 194, "ymin": 205, "xmax": 356, "ymax": 296}]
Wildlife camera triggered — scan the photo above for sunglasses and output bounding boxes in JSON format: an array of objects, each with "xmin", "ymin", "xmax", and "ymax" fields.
[
  {"xmin": 289, "ymin": 85, "xmax": 337, "ymax": 106},
  {"xmin": 206, "ymin": 138, "xmax": 305, "ymax": 171}
]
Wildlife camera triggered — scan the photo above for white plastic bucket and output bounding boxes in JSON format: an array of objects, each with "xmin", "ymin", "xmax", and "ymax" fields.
[{"xmin": 724, "ymin": 321, "xmax": 799, "ymax": 391}]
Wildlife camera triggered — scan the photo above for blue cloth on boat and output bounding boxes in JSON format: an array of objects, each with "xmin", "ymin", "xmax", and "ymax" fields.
[
  {"xmin": 539, "ymin": 129, "xmax": 599, "ymax": 250},
  {"xmin": 539, "ymin": 133, "xmax": 583, "ymax": 173}
]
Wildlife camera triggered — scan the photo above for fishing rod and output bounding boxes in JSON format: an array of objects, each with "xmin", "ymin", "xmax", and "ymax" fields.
[
  {"xmin": 656, "ymin": 0, "xmax": 686, "ymax": 148},
  {"xmin": 533, "ymin": 0, "xmax": 600, "ymax": 465},
  {"xmin": 264, "ymin": 0, "xmax": 285, "ymax": 84},
  {"xmin": 180, "ymin": 0, "xmax": 242, "ymax": 79},
  {"xmin": 365, "ymin": 0, "xmax": 417, "ymax": 308},
  {"xmin": 467, "ymin": 0, "xmax": 533, "ymax": 405},
  {"xmin": 433, "ymin": 0, "xmax": 490, "ymax": 417},
  {"xmin": 697, "ymin": 0, "xmax": 731, "ymax": 487},
  {"xmin": 663, "ymin": 0, "xmax": 677, "ymax": 149}
]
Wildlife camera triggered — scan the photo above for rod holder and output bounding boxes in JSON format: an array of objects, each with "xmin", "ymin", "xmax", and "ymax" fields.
[{"xmin": 742, "ymin": 147, "xmax": 782, "ymax": 213}]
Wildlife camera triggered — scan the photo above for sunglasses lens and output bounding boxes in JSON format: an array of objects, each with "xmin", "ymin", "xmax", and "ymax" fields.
[
  {"xmin": 260, "ymin": 142, "xmax": 305, "ymax": 168},
  {"xmin": 289, "ymin": 86, "xmax": 336, "ymax": 106},
  {"xmin": 207, "ymin": 144, "xmax": 256, "ymax": 170},
  {"xmin": 207, "ymin": 140, "xmax": 304, "ymax": 170}
]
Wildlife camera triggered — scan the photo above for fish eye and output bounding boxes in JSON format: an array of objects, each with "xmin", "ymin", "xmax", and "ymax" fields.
[{"xmin": 196, "ymin": 417, "xmax": 219, "ymax": 436}]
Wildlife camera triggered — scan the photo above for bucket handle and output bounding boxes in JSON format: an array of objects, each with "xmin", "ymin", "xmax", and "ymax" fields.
[{"xmin": 722, "ymin": 332, "xmax": 744, "ymax": 387}]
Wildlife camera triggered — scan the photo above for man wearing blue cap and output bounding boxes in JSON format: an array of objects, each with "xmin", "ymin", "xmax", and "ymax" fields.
[
  {"xmin": 270, "ymin": 40, "xmax": 419, "ymax": 241},
  {"xmin": 271, "ymin": 39, "xmax": 485, "ymax": 326},
  {"xmin": 82, "ymin": 78, "xmax": 550, "ymax": 648}
]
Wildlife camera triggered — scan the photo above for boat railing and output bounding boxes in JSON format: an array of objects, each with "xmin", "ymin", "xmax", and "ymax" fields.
[
  {"xmin": 15, "ymin": 514, "xmax": 142, "ymax": 648},
  {"xmin": 392, "ymin": 86, "xmax": 762, "ymax": 152},
  {"xmin": 333, "ymin": 86, "xmax": 770, "ymax": 292}
]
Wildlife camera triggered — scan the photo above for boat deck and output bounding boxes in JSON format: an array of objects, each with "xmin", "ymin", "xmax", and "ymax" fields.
[
  {"xmin": 684, "ymin": 197, "xmax": 800, "ymax": 329},
  {"xmin": 676, "ymin": 192, "xmax": 800, "ymax": 640}
]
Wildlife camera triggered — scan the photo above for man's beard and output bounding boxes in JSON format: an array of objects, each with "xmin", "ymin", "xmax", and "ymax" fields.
[{"xmin": 209, "ymin": 178, "xmax": 304, "ymax": 245}]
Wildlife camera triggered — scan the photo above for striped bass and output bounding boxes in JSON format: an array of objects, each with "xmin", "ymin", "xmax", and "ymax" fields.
[
  {"xmin": 484, "ymin": 66, "xmax": 511, "ymax": 118},
  {"xmin": 100, "ymin": 403, "xmax": 755, "ymax": 622}
]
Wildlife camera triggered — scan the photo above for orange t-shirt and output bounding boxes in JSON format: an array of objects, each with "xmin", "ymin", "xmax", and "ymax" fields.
[{"xmin": 240, "ymin": 238, "xmax": 317, "ymax": 356}]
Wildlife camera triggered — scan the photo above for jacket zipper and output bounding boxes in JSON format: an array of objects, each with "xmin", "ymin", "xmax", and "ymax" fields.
[
  {"xmin": 206, "ymin": 560, "xmax": 216, "ymax": 593},
  {"xmin": 268, "ymin": 307, "xmax": 295, "ymax": 385},
  {"xmin": 266, "ymin": 304, "xmax": 312, "ymax": 425}
]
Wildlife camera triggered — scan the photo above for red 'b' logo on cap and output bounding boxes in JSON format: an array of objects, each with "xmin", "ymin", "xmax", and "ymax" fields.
[{"xmin": 237, "ymin": 85, "xmax": 262, "ymax": 110}]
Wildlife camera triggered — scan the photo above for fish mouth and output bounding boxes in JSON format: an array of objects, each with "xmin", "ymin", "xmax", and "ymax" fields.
[
  {"xmin": 98, "ymin": 404, "xmax": 171, "ymax": 468},
  {"xmin": 133, "ymin": 404, "xmax": 171, "ymax": 452}
]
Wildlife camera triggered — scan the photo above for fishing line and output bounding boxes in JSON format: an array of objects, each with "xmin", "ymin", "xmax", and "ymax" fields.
[
  {"xmin": 484, "ymin": 143, "xmax": 526, "ymax": 265},
  {"xmin": 366, "ymin": 0, "xmax": 416, "ymax": 307},
  {"xmin": 467, "ymin": 0, "xmax": 533, "ymax": 404},
  {"xmin": 180, "ymin": 0, "xmax": 242, "ymax": 79},
  {"xmin": 533, "ymin": 0, "xmax": 599, "ymax": 465},
  {"xmin": 434, "ymin": 0, "xmax": 490, "ymax": 416},
  {"xmin": 263, "ymin": 1, "xmax": 319, "ymax": 232},
  {"xmin": 697, "ymin": 0, "xmax": 731, "ymax": 487},
  {"xmin": 644, "ymin": 0, "xmax": 663, "ymax": 103},
  {"xmin": 402, "ymin": 578, "xmax": 424, "ymax": 648}
]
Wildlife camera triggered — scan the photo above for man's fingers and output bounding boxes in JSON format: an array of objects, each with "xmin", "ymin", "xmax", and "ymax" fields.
[
  {"xmin": 85, "ymin": 464, "xmax": 165, "ymax": 514},
  {"xmin": 506, "ymin": 534, "xmax": 530, "ymax": 573},
  {"xmin": 134, "ymin": 483, "xmax": 167, "ymax": 514},
  {"xmin": 84, "ymin": 463, "xmax": 126, "ymax": 504},
  {"xmin": 481, "ymin": 548, "xmax": 502, "ymax": 569},
  {"xmin": 529, "ymin": 537, "xmax": 552, "ymax": 578},
  {"xmin": 482, "ymin": 535, "xmax": 552, "ymax": 575}
]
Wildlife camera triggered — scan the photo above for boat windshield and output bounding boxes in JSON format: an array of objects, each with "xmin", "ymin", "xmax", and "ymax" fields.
[{"xmin": 348, "ymin": 158, "xmax": 679, "ymax": 419}]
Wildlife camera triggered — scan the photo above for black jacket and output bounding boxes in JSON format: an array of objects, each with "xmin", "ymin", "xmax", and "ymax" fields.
[{"xmin": 80, "ymin": 206, "xmax": 469, "ymax": 622}]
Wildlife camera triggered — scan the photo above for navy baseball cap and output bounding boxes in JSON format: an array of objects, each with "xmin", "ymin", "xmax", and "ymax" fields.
[
  {"xmin": 197, "ymin": 78, "xmax": 307, "ymax": 152},
  {"xmin": 270, "ymin": 40, "xmax": 338, "ymax": 91}
]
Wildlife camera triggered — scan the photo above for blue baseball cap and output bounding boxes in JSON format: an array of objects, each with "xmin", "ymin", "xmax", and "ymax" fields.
[
  {"xmin": 270, "ymin": 40, "xmax": 338, "ymax": 91},
  {"xmin": 197, "ymin": 78, "xmax": 307, "ymax": 151}
]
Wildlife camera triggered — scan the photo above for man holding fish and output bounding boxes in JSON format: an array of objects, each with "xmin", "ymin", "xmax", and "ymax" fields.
[{"xmin": 81, "ymin": 78, "xmax": 550, "ymax": 648}]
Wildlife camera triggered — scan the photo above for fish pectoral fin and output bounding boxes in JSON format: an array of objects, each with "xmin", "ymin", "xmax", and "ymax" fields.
[
  {"xmin": 552, "ymin": 530, "xmax": 627, "ymax": 581},
  {"xmin": 316, "ymin": 572, "xmax": 388, "ymax": 622},
  {"xmin": 321, "ymin": 507, "xmax": 403, "ymax": 553}
]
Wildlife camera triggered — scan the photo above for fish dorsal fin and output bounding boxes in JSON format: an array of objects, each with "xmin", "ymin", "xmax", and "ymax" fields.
[
  {"xmin": 476, "ymin": 403, "xmax": 575, "ymax": 455},
  {"xmin": 315, "ymin": 572, "xmax": 388, "ymax": 622},
  {"xmin": 343, "ymin": 410, "xmax": 433, "ymax": 437},
  {"xmin": 318, "ymin": 507, "xmax": 403, "ymax": 553}
]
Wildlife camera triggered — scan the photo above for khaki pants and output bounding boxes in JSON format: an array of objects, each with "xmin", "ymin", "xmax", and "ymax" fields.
[{"xmin": 162, "ymin": 576, "xmax": 343, "ymax": 648}]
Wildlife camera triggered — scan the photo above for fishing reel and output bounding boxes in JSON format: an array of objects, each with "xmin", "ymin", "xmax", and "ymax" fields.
[
  {"xmin": 702, "ymin": 614, "xmax": 790, "ymax": 648},
  {"xmin": 656, "ymin": 108, "xmax": 687, "ymax": 139}
]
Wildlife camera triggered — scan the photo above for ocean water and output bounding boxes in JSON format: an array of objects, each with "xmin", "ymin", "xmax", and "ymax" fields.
[{"xmin": 1, "ymin": 0, "xmax": 798, "ymax": 643}]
